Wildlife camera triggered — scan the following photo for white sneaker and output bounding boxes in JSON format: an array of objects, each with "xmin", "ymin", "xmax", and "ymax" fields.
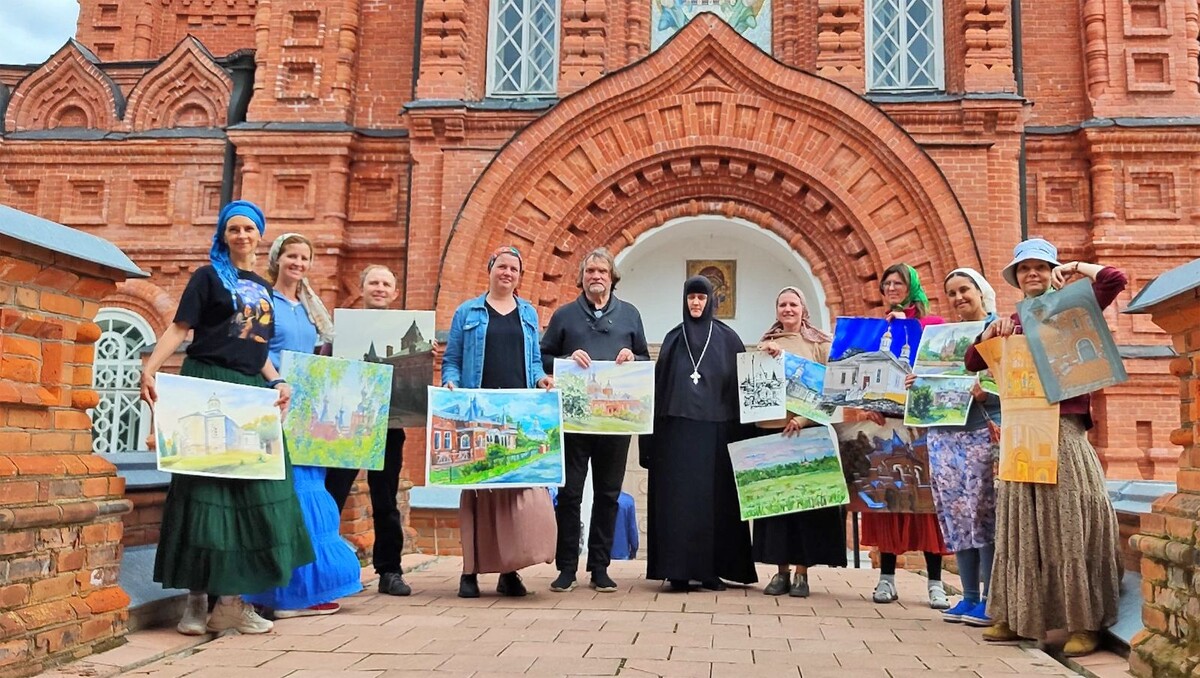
[
  {"xmin": 872, "ymin": 579, "xmax": 898, "ymax": 604},
  {"xmin": 928, "ymin": 581, "xmax": 950, "ymax": 610},
  {"xmin": 176, "ymin": 593, "xmax": 208, "ymax": 635},
  {"xmin": 207, "ymin": 598, "xmax": 273, "ymax": 634}
]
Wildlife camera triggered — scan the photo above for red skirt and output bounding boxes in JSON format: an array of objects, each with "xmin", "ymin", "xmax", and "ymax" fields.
[{"xmin": 861, "ymin": 513, "xmax": 949, "ymax": 555}]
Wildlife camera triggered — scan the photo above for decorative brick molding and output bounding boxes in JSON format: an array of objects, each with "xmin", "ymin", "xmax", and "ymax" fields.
[
  {"xmin": 0, "ymin": 223, "xmax": 142, "ymax": 677},
  {"xmin": 124, "ymin": 37, "xmax": 232, "ymax": 132},
  {"xmin": 962, "ymin": 0, "xmax": 1016, "ymax": 92},
  {"xmin": 4, "ymin": 41, "xmax": 123, "ymax": 133}
]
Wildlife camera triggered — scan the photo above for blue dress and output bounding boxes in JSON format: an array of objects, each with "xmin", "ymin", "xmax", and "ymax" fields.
[{"xmin": 245, "ymin": 290, "xmax": 362, "ymax": 609}]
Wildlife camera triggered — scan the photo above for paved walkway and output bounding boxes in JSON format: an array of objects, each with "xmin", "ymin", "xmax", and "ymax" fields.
[{"xmin": 46, "ymin": 558, "xmax": 1089, "ymax": 678}]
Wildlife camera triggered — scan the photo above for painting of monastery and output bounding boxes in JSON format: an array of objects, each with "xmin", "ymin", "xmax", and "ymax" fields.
[
  {"xmin": 903, "ymin": 375, "xmax": 976, "ymax": 427},
  {"xmin": 913, "ymin": 322, "xmax": 986, "ymax": 375},
  {"xmin": 834, "ymin": 420, "xmax": 936, "ymax": 514},
  {"xmin": 554, "ymin": 359, "xmax": 654, "ymax": 435},
  {"xmin": 1017, "ymin": 279, "xmax": 1128, "ymax": 403},
  {"xmin": 280, "ymin": 351, "xmax": 392, "ymax": 470},
  {"xmin": 822, "ymin": 317, "xmax": 922, "ymax": 416},
  {"xmin": 783, "ymin": 352, "xmax": 835, "ymax": 425},
  {"xmin": 426, "ymin": 387, "xmax": 565, "ymax": 489},
  {"xmin": 153, "ymin": 373, "xmax": 285, "ymax": 480},
  {"xmin": 727, "ymin": 427, "xmax": 849, "ymax": 521},
  {"xmin": 651, "ymin": 0, "xmax": 772, "ymax": 53},
  {"xmin": 737, "ymin": 351, "xmax": 786, "ymax": 423},
  {"xmin": 976, "ymin": 336, "xmax": 1060, "ymax": 484},
  {"xmin": 332, "ymin": 309, "xmax": 436, "ymax": 428}
]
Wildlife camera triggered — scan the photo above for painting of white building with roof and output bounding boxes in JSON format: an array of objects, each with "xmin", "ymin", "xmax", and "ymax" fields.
[
  {"xmin": 555, "ymin": 359, "xmax": 654, "ymax": 434},
  {"xmin": 822, "ymin": 317, "xmax": 922, "ymax": 417},
  {"xmin": 332, "ymin": 309, "xmax": 435, "ymax": 427},
  {"xmin": 154, "ymin": 373, "xmax": 285, "ymax": 480},
  {"xmin": 426, "ymin": 386, "xmax": 564, "ymax": 489}
]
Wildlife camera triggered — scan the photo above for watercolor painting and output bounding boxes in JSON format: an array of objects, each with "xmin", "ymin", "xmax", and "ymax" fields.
[
  {"xmin": 153, "ymin": 373, "xmax": 285, "ymax": 480},
  {"xmin": 737, "ymin": 351, "xmax": 786, "ymax": 423},
  {"xmin": 280, "ymin": 351, "xmax": 392, "ymax": 470},
  {"xmin": 685, "ymin": 259, "xmax": 737, "ymax": 319},
  {"xmin": 783, "ymin": 352, "xmax": 836, "ymax": 425},
  {"xmin": 822, "ymin": 317, "xmax": 922, "ymax": 416},
  {"xmin": 1018, "ymin": 279, "xmax": 1128, "ymax": 403},
  {"xmin": 651, "ymin": 0, "xmax": 772, "ymax": 53},
  {"xmin": 834, "ymin": 420, "xmax": 936, "ymax": 513},
  {"xmin": 976, "ymin": 336, "xmax": 1060, "ymax": 484},
  {"xmin": 332, "ymin": 309, "xmax": 435, "ymax": 428},
  {"xmin": 426, "ymin": 387, "xmax": 565, "ymax": 489},
  {"xmin": 903, "ymin": 375, "xmax": 977, "ymax": 427},
  {"xmin": 554, "ymin": 359, "xmax": 654, "ymax": 435},
  {"xmin": 913, "ymin": 321, "xmax": 986, "ymax": 375},
  {"xmin": 727, "ymin": 427, "xmax": 849, "ymax": 521}
]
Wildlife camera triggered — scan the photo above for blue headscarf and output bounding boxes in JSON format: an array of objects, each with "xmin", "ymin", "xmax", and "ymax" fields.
[{"xmin": 211, "ymin": 200, "xmax": 266, "ymax": 308}]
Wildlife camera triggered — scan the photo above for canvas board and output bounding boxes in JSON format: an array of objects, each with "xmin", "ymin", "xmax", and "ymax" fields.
[
  {"xmin": 153, "ymin": 373, "xmax": 285, "ymax": 480},
  {"xmin": 280, "ymin": 351, "xmax": 392, "ymax": 470},
  {"xmin": 903, "ymin": 375, "xmax": 977, "ymax": 427},
  {"xmin": 822, "ymin": 317, "xmax": 921, "ymax": 416},
  {"xmin": 913, "ymin": 321, "xmax": 986, "ymax": 375},
  {"xmin": 782, "ymin": 352, "xmax": 836, "ymax": 425},
  {"xmin": 332, "ymin": 309, "xmax": 435, "ymax": 428},
  {"xmin": 554, "ymin": 359, "xmax": 654, "ymax": 435},
  {"xmin": 834, "ymin": 420, "xmax": 936, "ymax": 513},
  {"xmin": 737, "ymin": 351, "xmax": 786, "ymax": 423},
  {"xmin": 976, "ymin": 336, "xmax": 1061, "ymax": 484},
  {"xmin": 726, "ymin": 427, "xmax": 849, "ymax": 521},
  {"xmin": 426, "ymin": 386, "xmax": 565, "ymax": 489},
  {"xmin": 1017, "ymin": 279, "xmax": 1128, "ymax": 403}
]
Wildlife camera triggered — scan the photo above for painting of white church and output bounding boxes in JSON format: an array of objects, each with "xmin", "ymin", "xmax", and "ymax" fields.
[{"xmin": 822, "ymin": 317, "xmax": 923, "ymax": 417}]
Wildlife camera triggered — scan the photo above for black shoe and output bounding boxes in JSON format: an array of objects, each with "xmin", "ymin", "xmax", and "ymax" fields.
[
  {"xmin": 550, "ymin": 571, "xmax": 577, "ymax": 592},
  {"xmin": 666, "ymin": 579, "xmax": 693, "ymax": 592},
  {"xmin": 496, "ymin": 572, "xmax": 527, "ymax": 597},
  {"xmin": 589, "ymin": 568, "xmax": 618, "ymax": 593},
  {"xmin": 379, "ymin": 571, "xmax": 412, "ymax": 596},
  {"xmin": 700, "ymin": 579, "xmax": 727, "ymax": 591},
  {"xmin": 458, "ymin": 574, "xmax": 480, "ymax": 599}
]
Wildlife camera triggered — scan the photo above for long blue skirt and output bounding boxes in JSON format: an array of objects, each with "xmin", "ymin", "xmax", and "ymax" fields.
[{"xmin": 244, "ymin": 465, "xmax": 362, "ymax": 609}]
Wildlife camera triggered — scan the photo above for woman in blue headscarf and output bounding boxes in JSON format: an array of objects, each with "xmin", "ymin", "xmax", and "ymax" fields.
[{"xmin": 141, "ymin": 200, "xmax": 314, "ymax": 636}]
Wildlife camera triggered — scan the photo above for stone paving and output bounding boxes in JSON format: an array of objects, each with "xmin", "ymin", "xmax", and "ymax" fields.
[{"xmin": 44, "ymin": 557, "xmax": 1091, "ymax": 678}]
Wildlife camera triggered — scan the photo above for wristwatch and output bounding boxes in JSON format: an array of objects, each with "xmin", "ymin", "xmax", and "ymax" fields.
[{"xmin": 266, "ymin": 378, "xmax": 287, "ymax": 388}]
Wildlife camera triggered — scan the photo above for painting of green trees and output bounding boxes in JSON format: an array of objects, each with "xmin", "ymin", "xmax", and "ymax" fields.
[
  {"xmin": 553, "ymin": 359, "xmax": 654, "ymax": 434},
  {"xmin": 281, "ymin": 351, "xmax": 393, "ymax": 470}
]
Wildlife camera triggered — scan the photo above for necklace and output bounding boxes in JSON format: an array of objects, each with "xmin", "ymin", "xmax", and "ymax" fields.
[{"xmin": 681, "ymin": 321, "xmax": 713, "ymax": 385}]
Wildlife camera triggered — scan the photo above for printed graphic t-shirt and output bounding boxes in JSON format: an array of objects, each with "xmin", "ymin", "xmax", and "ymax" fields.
[{"xmin": 174, "ymin": 265, "xmax": 275, "ymax": 377}]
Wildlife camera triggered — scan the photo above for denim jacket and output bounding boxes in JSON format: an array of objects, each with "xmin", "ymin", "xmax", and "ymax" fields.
[{"xmin": 441, "ymin": 293, "xmax": 548, "ymax": 389}]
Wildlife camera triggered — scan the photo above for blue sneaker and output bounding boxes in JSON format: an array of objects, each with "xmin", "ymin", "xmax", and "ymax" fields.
[
  {"xmin": 941, "ymin": 598, "xmax": 977, "ymax": 623},
  {"xmin": 962, "ymin": 600, "xmax": 994, "ymax": 627}
]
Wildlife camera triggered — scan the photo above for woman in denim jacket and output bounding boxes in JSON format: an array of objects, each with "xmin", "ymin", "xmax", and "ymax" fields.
[{"xmin": 442, "ymin": 246, "xmax": 558, "ymax": 598}]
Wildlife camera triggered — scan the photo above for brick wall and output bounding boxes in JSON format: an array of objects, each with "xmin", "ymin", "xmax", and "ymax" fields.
[
  {"xmin": 119, "ymin": 490, "xmax": 166, "ymax": 549},
  {"xmin": 0, "ymin": 232, "xmax": 136, "ymax": 677}
]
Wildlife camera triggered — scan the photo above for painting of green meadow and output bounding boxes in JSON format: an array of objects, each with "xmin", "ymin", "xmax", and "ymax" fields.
[
  {"xmin": 726, "ymin": 427, "xmax": 849, "ymax": 521},
  {"xmin": 281, "ymin": 351, "xmax": 392, "ymax": 470}
]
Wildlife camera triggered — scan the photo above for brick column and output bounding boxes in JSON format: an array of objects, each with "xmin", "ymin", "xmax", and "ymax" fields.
[
  {"xmin": 1127, "ymin": 267, "xmax": 1200, "ymax": 678},
  {"xmin": 0, "ymin": 224, "xmax": 142, "ymax": 676}
]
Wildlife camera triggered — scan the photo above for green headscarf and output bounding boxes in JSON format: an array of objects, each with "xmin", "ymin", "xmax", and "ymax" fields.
[{"xmin": 886, "ymin": 264, "xmax": 929, "ymax": 311}]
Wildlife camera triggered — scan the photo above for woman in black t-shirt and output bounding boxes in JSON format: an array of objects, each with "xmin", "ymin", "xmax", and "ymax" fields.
[{"xmin": 140, "ymin": 200, "xmax": 314, "ymax": 636}]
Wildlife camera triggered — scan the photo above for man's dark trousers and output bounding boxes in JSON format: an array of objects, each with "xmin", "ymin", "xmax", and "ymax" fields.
[
  {"xmin": 326, "ymin": 428, "xmax": 405, "ymax": 574},
  {"xmin": 555, "ymin": 433, "xmax": 629, "ymax": 573}
]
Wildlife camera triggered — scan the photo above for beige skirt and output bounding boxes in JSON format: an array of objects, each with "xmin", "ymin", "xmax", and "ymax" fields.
[
  {"xmin": 459, "ymin": 488, "xmax": 557, "ymax": 574},
  {"xmin": 988, "ymin": 416, "xmax": 1121, "ymax": 638}
]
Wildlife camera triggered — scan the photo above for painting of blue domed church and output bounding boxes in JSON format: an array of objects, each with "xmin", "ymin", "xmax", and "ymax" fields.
[
  {"xmin": 822, "ymin": 317, "xmax": 923, "ymax": 417},
  {"xmin": 426, "ymin": 387, "xmax": 565, "ymax": 489},
  {"xmin": 153, "ymin": 373, "xmax": 285, "ymax": 480},
  {"xmin": 281, "ymin": 351, "xmax": 392, "ymax": 470}
]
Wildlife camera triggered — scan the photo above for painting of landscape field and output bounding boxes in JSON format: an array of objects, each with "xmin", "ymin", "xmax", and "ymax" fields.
[
  {"xmin": 554, "ymin": 359, "xmax": 654, "ymax": 434},
  {"xmin": 426, "ymin": 387, "xmax": 565, "ymax": 489},
  {"xmin": 726, "ymin": 428, "xmax": 849, "ymax": 521},
  {"xmin": 281, "ymin": 351, "xmax": 392, "ymax": 470},
  {"xmin": 153, "ymin": 373, "xmax": 285, "ymax": 480},
  {"xmin": 904, "ymin": 375, "xmax": 976, "ymax": 427}
]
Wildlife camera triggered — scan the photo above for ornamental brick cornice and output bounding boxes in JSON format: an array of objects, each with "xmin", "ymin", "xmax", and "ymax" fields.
[
  {"xmin": 4, "ymin": 41, "xmax": 124, "ymax": 133},
  {"xmin": 405, "ymin": 106, "xmax": 545, "ymax": 142},
  {"xmin": 433, "ymin": 15, "xmax": 979, "ymax": 320},
  {"xmin": 876, "ymin": 97, "xmax": 1027, "ymax": 136},
  {"xmin": 1081, "ymin": 126, "xmax": 1200, "ymax": 154},
  {"xmin": 124, "ymin": 37, "xmax": 232, "ymax": 132}
]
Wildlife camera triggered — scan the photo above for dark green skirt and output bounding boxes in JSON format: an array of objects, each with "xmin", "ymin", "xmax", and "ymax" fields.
[{"xmin": 153, "ymin": 359, "xmax": 315, "ymax": 595}]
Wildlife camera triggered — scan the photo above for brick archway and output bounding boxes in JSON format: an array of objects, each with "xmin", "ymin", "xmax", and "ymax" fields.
[{"xmin": 436, "ymin": 15, "xmax": 980, "ymax": 321}]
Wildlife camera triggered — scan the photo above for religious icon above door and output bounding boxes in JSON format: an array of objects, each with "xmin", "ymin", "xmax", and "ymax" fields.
[{"xmin": 686, "ymin": 258, "xmax": 737, "ymax": 319}]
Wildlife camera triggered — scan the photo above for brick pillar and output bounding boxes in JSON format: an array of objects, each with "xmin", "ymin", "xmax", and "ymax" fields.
[
  {"xmin": 1127, "ymin": 267, "xmax": 1200, "ymax": 678},
  {"xmin": 0, "ymin": 225, "xmax": 142, "ymax": 677}
]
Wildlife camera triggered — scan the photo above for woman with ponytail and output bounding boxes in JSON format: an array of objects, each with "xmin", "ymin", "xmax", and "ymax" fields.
[{"xmin": 140, "ymin": 201, "xmax": 314, "ymax": 635}]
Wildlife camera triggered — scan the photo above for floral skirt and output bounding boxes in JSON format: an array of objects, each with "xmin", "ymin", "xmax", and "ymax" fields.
[{"xmin": 927, "ymin": 426, "xmax": 997, "ymax": 552}]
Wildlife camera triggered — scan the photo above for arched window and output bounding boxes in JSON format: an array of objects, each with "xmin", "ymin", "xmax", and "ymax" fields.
[
  {"xmin": 866, "ymin": 0, "xmax": 944, "ymax": 91},
  {"xmin": 487, "ymin": 0, "xmax": 560, "ymax": 96},
  {"xmin": 90, "ymin": 309, "xmax": 155, "ymax": 454}
]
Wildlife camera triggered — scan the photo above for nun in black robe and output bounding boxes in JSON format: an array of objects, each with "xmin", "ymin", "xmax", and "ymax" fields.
[{"xmin": 640, "ymin": 276, "xmax": 757, "ymax": 590}]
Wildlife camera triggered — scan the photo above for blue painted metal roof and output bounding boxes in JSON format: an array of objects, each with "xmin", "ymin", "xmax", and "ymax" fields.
[
  {"xmin": 1125, "ymin": 258, "xmax": 1200, "ymax": 314},
  {"xmin": 0, "ymin": 204, "xmax": 147, "ymax": 278}
]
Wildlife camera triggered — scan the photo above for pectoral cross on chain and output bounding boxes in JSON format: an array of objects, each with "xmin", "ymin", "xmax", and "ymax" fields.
[{"xmin": 690, "ymin": 371, "xmax": 701, "ymax": 385}]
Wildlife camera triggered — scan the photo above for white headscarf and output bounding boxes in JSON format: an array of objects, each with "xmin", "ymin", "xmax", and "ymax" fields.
[
  {"xmin": 945, "ymin": 267, "xmax": 997, "ymax": 315},
  {"xmin": 269, "ymin": 233, "xmax": 336, "ymax": 344}
]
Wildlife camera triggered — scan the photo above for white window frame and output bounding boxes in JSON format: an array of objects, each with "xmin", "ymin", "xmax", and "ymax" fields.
[
  {"xmin": 90, "ymin": 308, "xmax": 155, "ymax": 454},
  {"xmin": 865, "ymin": 0, "xmax": 945, "ymax": 92},
  {"xmin": 486, "ymin": 0, "xmax": 561, "ymax": 97}
]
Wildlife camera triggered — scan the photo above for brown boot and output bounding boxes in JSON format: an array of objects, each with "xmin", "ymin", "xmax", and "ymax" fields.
[
  {"xmin": 1063, "ymin": 631, "xmax": 1100, "ymax": 657},
  {"xmin": 982, "ymin": 621, "xmax": 1020, "ymax": 643}
]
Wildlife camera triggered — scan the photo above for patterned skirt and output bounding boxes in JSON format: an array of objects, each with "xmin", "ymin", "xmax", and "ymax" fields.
[
  {"xmin": 988, "ymin": 415, "xmax": 1121, "ymax": 638},
  {"xmin": 927, "ymin": 426, "xmax": 997, "ymax": 552}
]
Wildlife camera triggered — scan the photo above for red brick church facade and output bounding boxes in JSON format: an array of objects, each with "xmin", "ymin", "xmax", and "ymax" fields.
[{"xmin": 1, "ymin": 0, "xmax": 1196, "ymax": 488}]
